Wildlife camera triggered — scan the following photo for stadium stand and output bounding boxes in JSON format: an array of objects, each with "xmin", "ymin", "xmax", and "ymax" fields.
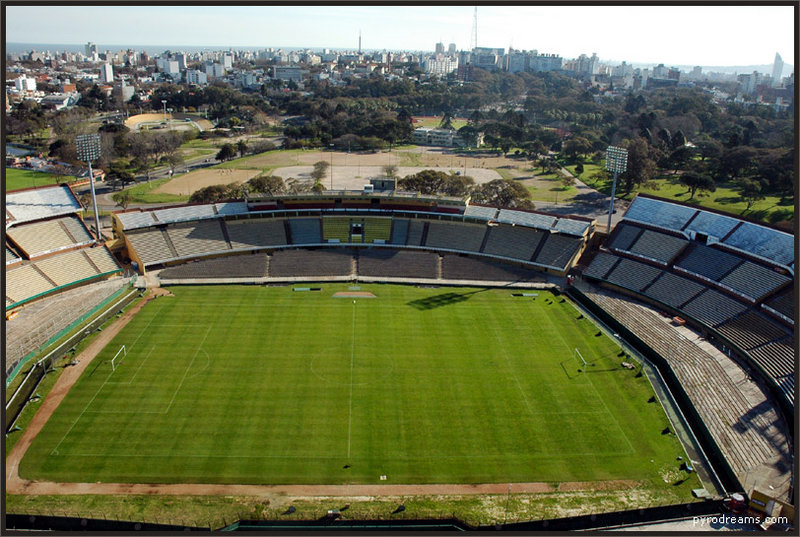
[
  {"xmin": 84, "ymin": 246, "xmax": 122, "ymax": 274},
  {"xmin": 152, "ymin": 204, "xmax": 216, "ymax": 224},
  {"xmin": 159, "ymin": 253, "xmax": 269, "ymax": 279},
  {"xmin": 532, "ymin": 233, "xmax": 583, "ymax": 270},
  {"xmin": 496, "ymin": 209, "xmax": 556, "ymax": 230},
  {"xmin": 362, "ymin": 217, "xmax": 392, "ymax": 243},
  {"xmin": 482, "ymin": 225, "xmax": 545, "ymax": 262},
  {"xmin": 425, "ymin": 221, "xmax": 485, "ymax": 252},
  {"xmin": 607, "ymin": 222, "xmax": 644, "ymax": 251},
  {"xmin": 723, "ymin": 222, "xmax": 794, "ymax": 268},
  {"xmin": 675, "ymin": 243, "xmax": 743, "ymax": 282},
  {"xmin": 214, "ymin": 202, "xmax": 249, "ymax": 216},
  {"xmin": 582, "ymin": 252, "xmax": 620, "ymax": 280},
  {"xmin": 716, "ymin": 311, "xmax": 791, "ymax": 351},
  {"xmin": 764, "ymin": 292, "xmax": 794, "ymax": 324},
  {"xmin": 684, "ymin": 210, "xmax": 740, "ymax": 241},
  {"xmin": 627, "ymin": 229, "xmax": 688, "ymax": 264},
  {"xmin": 115, "ymin": 210, "xmax": 159, "ymax": 230},
  {"xmin": 269, "ymin": 248, "xmax": 354, "ymax": 277},
  {"xmin": 34, "ymin": 249, "xmax": 100, "ymax": 287},
  {"xmin": 323, "ymin": 216, "xmax": 351, "ymax": 242},
  {"xmin": 226, "ymin": 218, "xmax": 288, "ymax": 250},
  {"xmin": 463, "ymin": 204, "xmax": 498, "ymax": 220},
  {"xmin": 406, "ymin": 219, "xmax": 426, "ymax": 246},
  {"xmin": 441, "ymin": 255, "xmax": 545, "ymax": 282},
  {"xmin": 603, "ymin": 257, "xmax": 663, "ymax": 292},
  {"xmin": 642, "ymin": 271, "xmax": 706, "ymax": 309},
  {"xmin": 357, "ymin": 249, "xmax": 439, "ymax": 279},
  {"xmin": 718, "ymin": 261, "xmax": 791, "ymax": 302},
  {"xmin": 389, "ymin": 219, "xmax": 409, "ymax": 245},
  {"xmin": 7, "ymin": 216, "xmax": 93, "ymax": 257},
  {"xmin": 552, "ymin": 217, "xmax": 591, "ymax": 237},
  {"xmin": 166, "ymin": 220, "xmax": 229, "ymax": 257},
  {"xmin": 681, "ymin": 288, "xmax": 749, "ymax": 327},
  {"xmin": 6, "ymin": 264, "xmax": 55, "ymax": 303},
  {"xmin": 126, "ymin": 228, "xmax": 175, "ymax": 266},
  {"xmin": 6, "ymin": 245, "xmax": 20, "ymax": 265},
  {"xmin": 5, "ymin": 185, "xmax": 82, "ymax": 226},
  {"xmin": 749, "ymin": 340, "xmax": 795, "ymax": 403},
  {"xmin": 288, "ymin": 218, "xmax": 322, "ymax": 245},
  {"xmin": 622, "ymin": 195, "xmax": 697, "ymax": 231}
]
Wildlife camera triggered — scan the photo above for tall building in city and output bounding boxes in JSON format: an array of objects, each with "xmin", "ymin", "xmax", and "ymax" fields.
[
  {"xmin": 85, "ymin": 42, "xmax": 98, "ymax": 58},
  {"xmin": 100, "ymin": 62, "xmax": 113, "ymax": 83},
  {"xmin": 772, "ymin": 53, "xmax": 784, "ymax": 87},
  {"xmin": 448, "ymin": 43, "xmax": 457, "ymax": 55},
  {"xmin": 435, "ymin": 42, "xmax": 445, "ymax": 54}
]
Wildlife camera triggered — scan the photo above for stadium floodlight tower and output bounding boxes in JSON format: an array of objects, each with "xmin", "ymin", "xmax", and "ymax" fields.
[
  {"xmin": 605, "ymin": 145, "xmax": 628, "ymax": 231},
  {"xmin": 75, "ymin": 133, "xmax": 103, "ymax": 242}
]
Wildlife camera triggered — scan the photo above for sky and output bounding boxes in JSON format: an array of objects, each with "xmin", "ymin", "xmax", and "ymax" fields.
[{"xmin": 4, "ymin": 4, "xmax": 796, "ymax": 68}]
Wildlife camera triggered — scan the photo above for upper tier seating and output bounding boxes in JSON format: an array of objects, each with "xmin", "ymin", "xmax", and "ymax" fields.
[
  {"xmin": 533, "ymin": 233, "xmax": 583, "ymax": 270},
  {"xmin": 289, "ymin": 218, "xmax": 322, "ymax": 245},
  {"xmin": 6, "ymin": 185, "xmax": 81, "ymax": 225},
  {"xmin": 627, "ymin": 229, "xmax": 688, "ymax": 264},
  {"xmin": 126, "ymin": 228, "xmax": 174, "ymax": 266},
  {"xmin": 6, "ymin": 264, "xmax": 55, "ymax": 303},
  {"xmin": 604, "ymin": 257, "xmax": 663, "ymax": 292},
  {"xmin": 718, "ymin": 260, "xmax": 791, "ymax": 301},
  {"xmin": 622, "ymin": 195, "xmax": 697, "ymax": 231},
  {"xmin": 583, "ymin": 252, "xmax": 620, "ymax": 280},
  {"xmin": 482, "ymin": 225, "xmax": 544, "ymax": 262},
  {"xmin": 643, "ymin": 271, "xmax": 706, "ymax": 308},
  {"xmin": 764, "ymin": 292, "xmax": 794, "ymax": 323},
  {"xmin": 675, "ymin": 243, "xmax": 743, "ymax": 282},
  {"xmin": 607, "ymin": 223, "xmax": 643, "ymax": 251},
  {"xmin": 425, "ymin": 221, "xmax": 484, "ymax": 252},
  {"xmin": 7, "ymin": 216, "xmax": 93, "ymax": 257},
  {"xmin": 389, "ymin": 219, "xmax": 409, "ymax": 245},
  {"xmin": 681, "ymin": 288, "xmax": 749, "ymax": 327},
  {"xmin": 406, "ymin": 219, "xmax": 425, "ymax": 246},
  {"xmin": 362, "ymin": 217, "xmax": 392, "ymax": 243},
  {"xmin": 166, "ymin": 220, "xmax": 229, "ymax": 257},
  {"xmin": 716, "ymin": 311, "xmax": 791, "ymax": 351},
  {"xmin": 35, "ymin": 249, "xmax": 101, "ymax": 287},
  {"xmin": 226, "ymin": 218, "xmax": 288, "ymax": 250}
]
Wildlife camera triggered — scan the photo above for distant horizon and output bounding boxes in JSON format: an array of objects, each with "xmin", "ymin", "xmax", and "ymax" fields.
[
  {"xmin": 5, "ymin": 41, "xmax": 794, "ymax": 77},
  {"xmin": 5, "ymin": 5, "xmax": 795, "ymax": 68}
]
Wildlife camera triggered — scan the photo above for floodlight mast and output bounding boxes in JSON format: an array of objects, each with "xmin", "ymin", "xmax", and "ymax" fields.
[
  {"xmin": 605, "ymin": 146, "xmax": 628, "ymax": 232},
  {"xmin": 76, "ymin": 134, "xmax": 103, "ymax": 242}
]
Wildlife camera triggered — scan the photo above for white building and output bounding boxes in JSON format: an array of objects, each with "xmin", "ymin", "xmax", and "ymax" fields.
[
  {"xmin": 14, "ymin": 74, "xmax": 37, "ymax": 92},
  {"xmin": 413, "ymin": 127, "xmax": 467, "ymax": 147},
  {"xmin": 204, "ymin": 62, "xmax": 225, "ymax": 78},
  {"xmin": 273, "ymin": 66, "xmax": 305, "ymax": 82},
  {"xmin": 157, "ymin": 59, "xmax": 180, "ymax": 75},
  {"xmin": 424, "ymin": 55, "xmax": 459, "ymax": 76},
  {"xmin": 186, "ymin": 69, "xmax": 208, "ymax": 85},
  {"xmin": 771, "ymin": 53, "xmax": 784, "ymax": 87},
  {"xmin": 100, "ymin": 63, "xmax": 114, "ymax": 83}
]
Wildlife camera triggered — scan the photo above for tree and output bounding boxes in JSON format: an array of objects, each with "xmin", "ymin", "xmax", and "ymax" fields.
[
  {"xmin": 439, "ymin": 111, "xmax": 454, "ymax": 130},
  {"xmin": 470, "ymin": 179, "xmax": 534, "ymax": 210},
  {"xmin": 236, "ymin": 139, "xmax": 248, "ymax": 157},
  {"xmin": 678, "ymin": 172, "xmax": 715, "ymax": 199},
  {"xmin": 575, "ymin": 162, "xmax": 584, "ymax": 175},
  {"xmin": 111, "ymin": 190, "xmax": 133, "ymax": 209},
  {"xmin": 620, "ymin": 137, "xmax": 658, "ymax": 194},
  {"xmin": 215, "ymin": 143, "xmax": 237, "ymax": 162},
  {"xmin": 382, "ymin": 164, "xmax": 398, "ymax": 178},
  {"xmin": 247, "ymin": 175, "xmax": 286, "ymax": 195},
  {"xmin": 189, "ymin": 184, "xmax": 233, "ymax": 203},
  {"xmin": 735, "ymin": 177, "xmax": 765, "ymax": 210},
  {"xmin": 311, "ymin": 160, "xmax": 330, "ymax": 182},
  {"xmin": 666, "ymin": 145, "xmax": 694, "ymax": 174}
]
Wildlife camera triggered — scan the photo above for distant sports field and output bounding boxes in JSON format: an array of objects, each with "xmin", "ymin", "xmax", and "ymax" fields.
[{"xmin": 21, "ymin": 284, "xmax": 687, "ymax": 486}]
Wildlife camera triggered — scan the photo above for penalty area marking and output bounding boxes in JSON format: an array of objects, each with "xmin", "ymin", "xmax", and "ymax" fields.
[{"xmin": 333, "ymin": 291, "xmax": 376, "ymax": 298}]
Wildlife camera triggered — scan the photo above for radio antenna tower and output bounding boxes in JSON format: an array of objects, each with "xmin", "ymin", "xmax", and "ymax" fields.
[{"xmin": 469, "ymin": 6, "xmax": 478, "ymax": 51}]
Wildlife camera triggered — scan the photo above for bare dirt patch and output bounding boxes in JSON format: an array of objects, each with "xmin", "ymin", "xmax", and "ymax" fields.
[
  {"xmin": 333, "ymin": 291, "xmax": 376, "ymax": 298},
  {"xmin": 152, "ymin": 168, "xmax": 260, "ymax": 196}
]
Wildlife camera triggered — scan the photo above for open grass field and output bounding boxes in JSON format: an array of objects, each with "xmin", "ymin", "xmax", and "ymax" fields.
[
  {"xmin": 20, "ymin": 284, "xmax": 693, "ymax": 489},
  {"xmin": 5, "ymin": 168, "xmax": 69, "ymax": 192}
]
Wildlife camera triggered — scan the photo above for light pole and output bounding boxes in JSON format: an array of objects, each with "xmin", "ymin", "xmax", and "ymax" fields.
[
  {"xmin": 605, "ymin": 146, "xmax": 628, "ymax": 232},
  {"xmin": 167, "ymin": 108, "xmax": 173, "ymax": 129},
  {"xmin": 329, "ymin": 144, "xmax": 334, "ymax": 190},
  {"xmin": 161, "ymin": 99, "xmax": 167, "ymax": 122},
  {"xmin": 75, "ymin": 133, "xmax": 103, "ymax": 242}
]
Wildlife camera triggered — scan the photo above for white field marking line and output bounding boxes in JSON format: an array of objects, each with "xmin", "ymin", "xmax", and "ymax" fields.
[
  {"xmin": 164, "ymin": 324, "xmax": 213, "ymax": 414},
  {"xmin": 50, "ymin": 304, "xmax": 166, "ymax": 455},
  {"xmin": 347, "ymin": 301, "xmax": 356, "ymax": 459},
  {"xmin": 55, "ymin": 447, "xmax": 635, "ymax": 459}
]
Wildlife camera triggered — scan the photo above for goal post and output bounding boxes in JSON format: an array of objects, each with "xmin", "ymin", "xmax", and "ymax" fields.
[
  {"xmin": 574, "ymin": 347, "xmax": 589, "ymax": 371},
  {"xmin": 111, "ymin": 345, "xmax": 127, "ymax": 371}
]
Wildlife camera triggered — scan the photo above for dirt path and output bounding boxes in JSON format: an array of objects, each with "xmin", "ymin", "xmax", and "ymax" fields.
[{"xmin": 6, "ymin": 287, "xmax": 638, "ymax": 498}]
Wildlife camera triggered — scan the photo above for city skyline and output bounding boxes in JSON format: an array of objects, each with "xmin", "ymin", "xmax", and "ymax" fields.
[{"xmin": 4, "ymin": 4, "xmax": 796, "ymax": 68}]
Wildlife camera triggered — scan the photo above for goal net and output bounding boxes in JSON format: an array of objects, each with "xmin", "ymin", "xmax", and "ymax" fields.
[
  {"xmin": 574, "ymin": 347, "xmax": 589, "ymax": 371},
  {"xmin": 111, "ymin": 345, "xmax": 127, "ymax": 371}
]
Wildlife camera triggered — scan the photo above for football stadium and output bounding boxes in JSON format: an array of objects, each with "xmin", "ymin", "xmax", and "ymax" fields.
[{"xmin": 5, "ymin": 184, "xmax": 794, "ymax": 530}]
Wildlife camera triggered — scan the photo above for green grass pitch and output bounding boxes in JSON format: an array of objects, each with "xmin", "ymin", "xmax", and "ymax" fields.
[{"xmin": 21, "ymin": 284, "xmax": 694, "ymax": 487}]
